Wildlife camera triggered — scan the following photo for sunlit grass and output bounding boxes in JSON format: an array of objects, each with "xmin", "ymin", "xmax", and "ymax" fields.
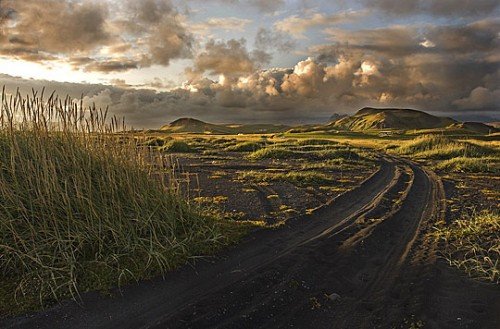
[
  {"xmin": 433, "ymin": 211, "xmax": 499, "ymax": 283},
  {"xmin": 394, "ymin": 135, "xmax": 497, "ymax": 160},
  {"xmin": 0, "ymin": 88, "xmax": 244, "ymax": 315},
  {"xmin": 239, "ymin": 171, "xmax": 334, "ymax": 187},
  {"xmin": 436, "ymin": 157, "xmax": 499, "ymax": 173}
]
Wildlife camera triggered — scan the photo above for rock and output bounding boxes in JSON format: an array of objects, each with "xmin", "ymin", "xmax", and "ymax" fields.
[{"xmin": 326, "ymin": 293, "xmax": 341, "ymax": 301}]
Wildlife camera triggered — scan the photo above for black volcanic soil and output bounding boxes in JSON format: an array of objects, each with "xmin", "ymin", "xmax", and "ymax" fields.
[
  {"xmin": 173, "ymin": 152, "xmax": 374, "ymax": 224},
  {"xmin": 3, "ymin": 154, "xmax": 499, "ymax": 329}
]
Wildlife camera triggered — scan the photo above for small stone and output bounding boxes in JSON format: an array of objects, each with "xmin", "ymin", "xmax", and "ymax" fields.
[{"xmin": 326, "ymin": 293, "xmax": 341, "ymax": 301}]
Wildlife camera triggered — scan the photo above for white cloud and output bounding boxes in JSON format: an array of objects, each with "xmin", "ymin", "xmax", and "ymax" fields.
[
  {"xmin": 453, "ymin": 87, "xmax": 500, "ymax": 110},
  {"xmin": 274, "ymin": 10, "xmax": 367, "ymax": 39}
]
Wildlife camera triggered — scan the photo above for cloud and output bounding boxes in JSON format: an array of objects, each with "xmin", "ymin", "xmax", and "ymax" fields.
[
  {"xmin": 254, "ymin": 28, "xmax": 295, "ymax": 53},
  {"xmin": 275, "ymin": 10, "xmax": 367, "ymax": 39},
  {"xmin": 310, "ymin": 18, "xmax": 499, "ymax": 113},
  {"xmin": 453, "ymin": 87, "xmax": 500, "ymax": 110},
  {"xmin": 281, "ymin": 58, "xmax": 326, "ymax": 97},
  {"xmin": 364, "ymin": 0, "xmax": 499, "ymax": 17},
  {"xmin": 83, "ymin": 59, "xmax": 141, "ymax": 73},
  {"xmin": 0, "ymin": 0, "xmax": 193, "ymax": 72},
  {"xmin": 193, "ymin": 17, "xmax": 253, "ymax": 34},
  {"xmin": 186, "ymin": 39, "xmax": 271, "ymax": 78},
  {"xmin": 3, "ymin": 0, "xmax": 111, "ymax": 53},
  {"xmin": 208, "ymin": 0, "xmax": 286, "ymax": 13}
]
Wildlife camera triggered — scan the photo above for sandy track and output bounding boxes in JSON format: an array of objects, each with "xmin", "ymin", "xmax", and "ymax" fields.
[{"xmin": 3, "ymin": 157, "xmax": 498, "ymax": 329}]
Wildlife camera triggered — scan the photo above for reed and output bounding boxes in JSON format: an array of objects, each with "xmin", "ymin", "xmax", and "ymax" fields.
[{"xmin": 0, "ymin": 88, "xmax": 235, "ymax": 313}]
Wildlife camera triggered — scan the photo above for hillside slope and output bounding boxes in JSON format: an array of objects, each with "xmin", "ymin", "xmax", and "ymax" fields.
[
  {"xmin": 161, "ymin": 118, "xmax": 290, "ymax": 134},
  {"xmin": 330, "ymin": 107, "xmax": 457, "ymax": 131},
  {"xmin": 447, "ymin": 122, "xmax": 499, "ymax": 134}
]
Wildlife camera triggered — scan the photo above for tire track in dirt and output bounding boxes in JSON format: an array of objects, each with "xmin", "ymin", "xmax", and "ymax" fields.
[
  {"xmin": 0, "ymin": 158, "xmax": 464, "ymax": 328},
  {"xmin": 252, "ymin": 184, "xmax": 279, "ymax": 222},
  {"xmin": 164, "ymin": 162, "xmax": 416, "ymax": 329},
  {"xmin": 2, "ymin": 157, "xmax": 400, "ymax": 329}
]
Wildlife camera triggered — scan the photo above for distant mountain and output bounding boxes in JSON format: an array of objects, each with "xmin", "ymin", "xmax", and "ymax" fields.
[
  {"xmin": 329, "ymin": 107, "xmax": 457, "ymax": 131},
  {"xmin": 161, "ymin": 118, "xmax": 290, "ymax": 134}
]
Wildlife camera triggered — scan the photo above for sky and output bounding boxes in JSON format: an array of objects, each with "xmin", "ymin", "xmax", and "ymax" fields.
[{"xmin": 0, "ymin": 0, "xmax": 499, "ymax": 127}]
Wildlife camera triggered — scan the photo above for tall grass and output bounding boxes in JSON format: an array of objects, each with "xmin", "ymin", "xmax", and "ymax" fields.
[
  {"xmin": 435, "ymin": 157, "xmax": 499, "ymax": 173},
  {"xmin": 433, "ymin": 212, "xmax": 499, "ymax": 283},
  {"xmin": 0, "ymin": 88, "xmax": 235, "ymax": 313},
  {"xmin": 395, "ymin": 135, "xmax": 497, "ymax": 160}
]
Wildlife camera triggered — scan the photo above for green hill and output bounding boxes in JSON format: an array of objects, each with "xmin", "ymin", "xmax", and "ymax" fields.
[
  {"xmin": 161, "ymin": 118, "xmax": 290, "ymax": 134},
  {"xmin": 330, "ymin": 108, "xmax": 457, "ymax": 131},
  {"xmin": 446, "ymin": 122, "xmax": 498, "ymax": 135}
]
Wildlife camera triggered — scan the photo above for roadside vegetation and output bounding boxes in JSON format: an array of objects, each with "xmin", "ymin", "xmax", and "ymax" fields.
[
  {"xmin": 395, "ymin": 135, "xmax": 497, "ymax": 160},
  {"xmin": 239, "ymin": 171, "xmax": 334, "ymax": 187},
  {"xmin": 161, "ymin": 139, "xmax": 193, "ymax": 153},
  {"xmin": 248, "ymin": 145, "xmax": 361, "ymax": 161},
  {"xmin": 433, "ymin": 211, "xmax": 499, "ymax": 283},
  {"xmin": 436, "ymin": 157, "xmax": 499, "ymax": 173},
  {"xmin": 225, "ymin": 141, "xmax": 264, "ymax": 152},
  {"xmin": 393, "ymin": 134, "xmax": 499, "ymax": 173},
  {"xmin": 0, "ymin": 90, "xmax": 247, "ymax": 315}
]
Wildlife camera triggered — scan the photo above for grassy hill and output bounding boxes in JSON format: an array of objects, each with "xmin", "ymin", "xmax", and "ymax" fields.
[
  {"xmin": 447, "ymin": 122, "xmax": 498, "ymax": 135},
  {"xmin": 330, "ymin": 107, "xmax": 457, "ymax": 131},
  {"xmin": 161, "ymin": 118, "xmax": 290, "ymax": 134}
]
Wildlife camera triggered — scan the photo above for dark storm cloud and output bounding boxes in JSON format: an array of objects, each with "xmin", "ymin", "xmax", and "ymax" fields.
[
  {"xmin": 83, "ymin": 59, "xmax": 141, "ymax": 73},
  {"xmin": 311, "ymin": 18, "xmax": 499, "ymax": 115},
  {"xmin": 364, "ymin": 0, "xmax": 499, "ymax": 17},
  {"xmin": 5, "ymin": 0, "xmax": 111, "ymax": 53},
  {"xmin": 323, "ymin": 18, "xmax": 499, "ymax": 57},
  {"xmin": 0, "ymin": 2, "xmax": 498, "ymax": 124}
]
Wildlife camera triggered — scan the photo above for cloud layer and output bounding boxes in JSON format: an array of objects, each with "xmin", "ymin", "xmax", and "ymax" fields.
[
  {"xmin": 0, "ymin": 0, "xmax": 192, "ymax": 70},
  {"xmin": 0, "ymin": 0, "xmax": 498, "ymax": 126}
]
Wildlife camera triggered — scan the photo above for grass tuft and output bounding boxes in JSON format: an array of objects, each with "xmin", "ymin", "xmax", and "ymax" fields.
[
  {"xmin": 225, "ymin": 141, "xmax": 263, "ymax": 152},
  {"xmin": 395, "ymin": 135, "xmax": 497, "ymax": 160},
  {"xmin": 0, "ymin": 89, "xmax": 241, "ymax": 315},
  {"xmin": 239, "ymin": 171, "xmax": 334, "ymax": 187},
  {"xmin": 435, "ymin": 157, "xmax": 499, "ymax": 173},
  {"xmin": 433, "ymin": 211, "xmax": 499, "ymax": 283},
  {"xmin": 161, "ymin": 140, "xmax": 194, "ymax": 153}
]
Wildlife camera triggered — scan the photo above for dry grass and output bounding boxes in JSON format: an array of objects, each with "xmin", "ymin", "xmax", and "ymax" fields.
[
  {"xmin": 436, "ymin": 157, "xmax": 499, "ymax": 173},
  {"xmin": 433, "ymin": 211, "xmax": 499, "ymax": 283},
  {"xmin": 394, "ymin": 135, "xmax": 497, "ymax": 160},
  {"xmin": 0, "ymin": 88, "xmax": 244, "ymax": 314},
  {"xmin": 239, "ymin": 171, "xmax": 334, "ymax": 187}
]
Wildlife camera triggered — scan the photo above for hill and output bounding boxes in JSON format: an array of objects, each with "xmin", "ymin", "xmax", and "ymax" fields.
[
  {"xmin": 161, "ymin": 118, "xmax": 290, "ymax": 134},
  {"xmin": 447, "ymin": 122, "xmax": 498, "ymax": 135},
  {"xmin": 329, "ymin": 107, "xmax": 457, "ymax": 131}
]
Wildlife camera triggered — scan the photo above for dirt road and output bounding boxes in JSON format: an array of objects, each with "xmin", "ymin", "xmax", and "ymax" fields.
[{"xmin": 3, "ymin": 157, "xmax": 498, "ymax": 329}]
